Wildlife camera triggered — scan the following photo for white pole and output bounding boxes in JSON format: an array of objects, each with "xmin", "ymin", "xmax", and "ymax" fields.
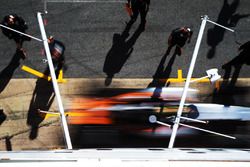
[
  {"xmin": 179, "ymin": 123, "xmax": 236, "ymax": 139},
  {"xmin": 179, "ymin": 116, "xmax": 207, "ymax": 124},
  {"xmin": 168, "ymin": 15, "xmax": 208, "ymax": 148},
  {"xmin": 189, "ymin": 76, "xmax": 209, "ymax": 83},
  {"xmin": 44, "ymin": 0, "xmax": 48, "ymax": 14},
  {"xmin": 206, "ymin": 19, "xmax": 235, "ymax": 32},
  {"xmin": 37, "ymin": 12, "xmax": 72, "ymax": 149},
  {"xmin": 0, "ymin": 24, "xmax": 42, "ymax": 42},
  {"xmin": 149, "ymin": 115, "xmax": 171, "ymax": 127},
  {"xmin": 156, "ymin": 121, "xmax": 171, "ymax": 127},
  {"xmin": 154, "ymin": 119, "xmax": 235, "ymax": 139}
]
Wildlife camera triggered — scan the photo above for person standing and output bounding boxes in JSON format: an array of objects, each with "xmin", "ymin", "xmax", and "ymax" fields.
[
  {"xmin": 166, "ymin": 26, "xmax": 193, "ymax": 56},
  {"xmin": 126, "ymin": 0, "xmax": 150, "ymax": 30},
  {"xmin": 47, "ymin": 36, "xmax": 65, "ymax": 77},
  {"xmin": 1, "ymin": 14, "xmax": 30, "ymax": 59}
]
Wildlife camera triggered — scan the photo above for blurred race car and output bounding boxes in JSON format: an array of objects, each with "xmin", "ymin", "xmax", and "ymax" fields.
[
  {"xmin": 45, "ymin": 87, "xmax": 250, "ymax": 138},
  {"xmin": 64, "ymin": 87, "xmax": 198, "ymax": 125}
]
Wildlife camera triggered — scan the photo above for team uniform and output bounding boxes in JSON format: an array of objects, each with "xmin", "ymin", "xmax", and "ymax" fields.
[
  {"xmin": 167, "ymin": 27, "xmax": 193, "ymax": 56},
  {"xmin": 127, "ymin": 0, "xmax": 150, "ymax": 29},
  {"xmin": 48, "ymin": 37, "xmax": 65, "ymax": 74},
  {"xmin": 1, "ymin": 14, "xmax": 30, "ymax": 59}
]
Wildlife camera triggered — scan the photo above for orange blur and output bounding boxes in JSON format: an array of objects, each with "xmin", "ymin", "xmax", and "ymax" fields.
[{"xmin": 65, "ymin": 90, "xmax": 195, "ymax": 125}]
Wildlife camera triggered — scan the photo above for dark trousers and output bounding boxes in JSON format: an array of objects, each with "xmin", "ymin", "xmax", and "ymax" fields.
[{"xmin": 130, "ymin": 4, "xmax": 147, "ymax": 24}]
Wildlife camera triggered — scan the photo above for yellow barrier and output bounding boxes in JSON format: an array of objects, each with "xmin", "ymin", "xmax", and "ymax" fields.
[
  {"xmin": 21, "ymin": 66, "xmax": 213, "ymax": 84},
  {"xmin": 21, "ymin": 65, "xmax": 67, "ymax": 83}
]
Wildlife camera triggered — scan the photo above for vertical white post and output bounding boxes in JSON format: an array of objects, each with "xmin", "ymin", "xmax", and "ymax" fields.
[
  {"xmin": 44, "ymin": 0, "xmax": 48, "ymax": 14},
  {"xmin": 168, "ymin": 15, "xmax": 208, "ymax": 148},
  {"xmin": 37, "ymin": 12, "xmax": 72, "ymax": 149}
]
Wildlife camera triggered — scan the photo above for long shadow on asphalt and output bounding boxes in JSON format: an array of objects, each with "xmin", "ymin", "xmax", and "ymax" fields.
[
  {"xmin": 27, "ymin": 68, "xmax": 55, "ymax": 140},
  {"xmin": 221, "ymin": 41, "xmax": 250, "ymax": 87},
  {"xmin": 206, "ymin": 0, "xmax": 249, "ymax": 59},
  {"xmin": 0, "ymin": 50, "xmax": 22, "ymax": 150},
  {"xmin": 206, "ymin": 41, "xmax": 250, "ymax": 106},
  {"xmin": 146, "ymin": 52, "xmax": 177, "ymax": 132},
  {"xmin": 0, "ymin": 51, "xmax": 21, "ymax": 94},
  {"xmin": 103, "ymin": 23, "xmax": 144, "ymax": 86},
  {"xmin": 0, "ymin": 109, "xmax": 6, "ymax": 126},
  {"xmin": 147, "ymin": 52, "xmax": 177, "ymax": 98}
]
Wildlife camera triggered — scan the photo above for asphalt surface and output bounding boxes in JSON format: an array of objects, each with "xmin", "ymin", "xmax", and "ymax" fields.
[{"xmin": 0, "ymin": 0, "xmax": 250, "ymax": 79}]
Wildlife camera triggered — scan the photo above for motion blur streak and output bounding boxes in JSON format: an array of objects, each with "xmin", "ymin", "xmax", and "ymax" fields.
[
  {"xmin": 44, "ymin": 88, "xmax": 198, "ymax": 126},
  {"xmin": 67, "ymin": 110, "xmax": 112, "ymax": 124},
  {"xmin": 66, "ymin": 95, "xmax": 127, "ymax": 125}
]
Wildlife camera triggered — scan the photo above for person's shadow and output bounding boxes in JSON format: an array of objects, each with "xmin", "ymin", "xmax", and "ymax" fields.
[
  {"xmin": 148, "ymin": 52, "xmax": 177, "ymax": 99},
  {"xmin": 0, "ymin": 109, "xmax": 12, "ymax": 150},
  {"xmin": 222, "ymin": 41, "xmax": 250, "ymax": 87},
  {"xmin": 0, "ymin": 109, "xmax": 6, "ymax": 125},
  {"xmin": 208, "ymin": 41, "xmax": 250, "ymax": 107},
  {"xmin": 207, "ymin": 0, "xmax": 249, "ymax": 59},
  {"xmin": 0, "ymin": 50, "xmax": 23, "ymax": 150},
  {"xmin": 27, "ymin": 68, "xmax": 55, "ymax": 140},
  {"xmin": 146, "ymin": 52, "xmax": 177, "ymax": 134},
  {"xmin": 0, "ymin": 50, "xmax": 22, "ymax": 94},
  {"xmin": 103, "ymin": 24, "xmax": 144, "ymax": 86}
]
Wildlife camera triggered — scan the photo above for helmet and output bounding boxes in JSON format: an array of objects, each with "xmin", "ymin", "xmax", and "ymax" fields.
[
  {"xmin": 9, "ymin": 15, "xmax": 14, "ymax": 19},
  {"xmin": 7, "ymin": 15, "xmax": 15, "ymax": 24},
  {"xmin": 48, "ymin": 35, "xmax": 54, "ymax": 40},
  {"xmin": 48, "ymin": 35, "xmax": 54, "ymax": 43}
]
